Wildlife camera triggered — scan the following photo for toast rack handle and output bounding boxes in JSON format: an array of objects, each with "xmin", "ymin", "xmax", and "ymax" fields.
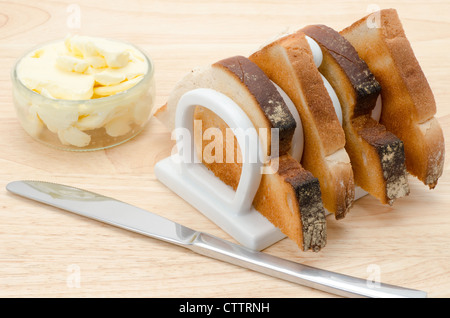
[{"xmin": 174, "ymin": 88, "xmax": 264, "ymax": 215}]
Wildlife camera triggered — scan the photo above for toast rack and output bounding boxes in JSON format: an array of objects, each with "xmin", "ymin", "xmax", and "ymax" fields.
[{"xmin": 154, "ymin": 87, "xmax": 368, "ymax": 250}]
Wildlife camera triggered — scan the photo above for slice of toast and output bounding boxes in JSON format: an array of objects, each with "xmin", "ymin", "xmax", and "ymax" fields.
[
  {"xmin": 302, "ymin": 24, "xmax": 410, "ymax": 205},
  {"xmin": 158, "ymin": 57, "xmax": 296, "ymax": 158},
  {"xmin": 249, "ymin": 32, "xmax": 355, "ymax": 219},
  {"xmin": 340, "ymin": 8, "xmax": 445, "ymax": 188},
  {"xmin": 159, "ymin": 56, "xmax": 327, "ymax": 251}
]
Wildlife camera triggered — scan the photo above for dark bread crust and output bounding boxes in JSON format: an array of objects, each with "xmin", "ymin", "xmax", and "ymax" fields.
[
  {"xmin": 302, "ymin": 24, "xmax": 381, "ymax": 117},
  {"xmin": 253, "ymin": 155, "xmax": 327, "ymax": 252},
  {"xmin": 357, "ymin": 119, "xmax": 409, "ymax": 203},
  {"xmin": 214, "ymin": 56, "xmax": 296, "ymax": 156},
  {"xmin": 279, "ymin": 160, "xmax": 327, "ymax": 251},
  {"xmin": 303, "ymin": 24, "xmax": 409, "ymax": 204}
]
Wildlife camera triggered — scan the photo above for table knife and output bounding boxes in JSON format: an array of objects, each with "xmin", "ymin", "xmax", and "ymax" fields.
[{"xmin": 6, "ymin": 180, "xmax": 427, "ymax": 298}]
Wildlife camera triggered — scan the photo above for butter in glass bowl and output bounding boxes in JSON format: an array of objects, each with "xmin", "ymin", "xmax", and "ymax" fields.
[{"xmin": 11, "ymin": 35, "xmax": 155, "ymax": 151}]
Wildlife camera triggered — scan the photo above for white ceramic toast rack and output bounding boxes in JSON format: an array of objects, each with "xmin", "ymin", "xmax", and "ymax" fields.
[
  {"xmin": 154, "ymin": 88, "xmax": 287, "ymax": 251},
  {"xmin": 155, "ymin": 36, "xmax": 371, "ymax": 251},
  {"xmin": 154, "ymin": 86, "xmax": 368, "ymax": 251}
]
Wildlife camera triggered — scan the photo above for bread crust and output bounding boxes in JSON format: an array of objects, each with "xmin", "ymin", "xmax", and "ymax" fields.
[
  {"xmin": 254, "ymin": 155, "xmax": 326, "ymax": 252},
  {"xmin": 340, "ymin": 8, "xmax": 445, "ymax": 188},
  {"xmin": 158, "ymin": 57, "xmax": 296, "ymax": 158},
  {"xmin": 280, "ymin": 159, "xmax": 327, "ymax": 251},
  {"xmin": 303, "ymin": 24, "xmax": 410, "ymax": 204},
  {"xmin": 250, "ymin": 31, "xmax": 355, "ymax": 219},
  {"xmin": 302, "ymin": 24, "xmax": 380, "ymax": 117}
]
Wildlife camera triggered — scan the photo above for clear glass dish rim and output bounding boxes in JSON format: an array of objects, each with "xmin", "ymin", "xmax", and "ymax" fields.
[{"xmin": 11, "ymin": 37, "xmax": 155, "ymax": 106}]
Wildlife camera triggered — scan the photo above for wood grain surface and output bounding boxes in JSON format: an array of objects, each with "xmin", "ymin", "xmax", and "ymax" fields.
[{"xmin": 1, "ymin": 0, "xmax": 449, "ymax": 298}]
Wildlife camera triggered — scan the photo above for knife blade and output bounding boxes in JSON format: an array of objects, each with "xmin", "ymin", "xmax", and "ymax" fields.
[{"xmin": 6, "ymin": 180, "xmax": 427, "ymax": 298}]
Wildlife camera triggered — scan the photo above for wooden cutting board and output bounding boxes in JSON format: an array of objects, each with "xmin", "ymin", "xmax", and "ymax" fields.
[{"xmin": 1, "ymin": 0, "xmax": 449, "ymax": 298}]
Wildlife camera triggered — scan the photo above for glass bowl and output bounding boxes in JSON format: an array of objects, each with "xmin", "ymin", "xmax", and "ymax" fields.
[{"xmin": 11, "ymin": 39, "xmax": 155, "ymax": 151}]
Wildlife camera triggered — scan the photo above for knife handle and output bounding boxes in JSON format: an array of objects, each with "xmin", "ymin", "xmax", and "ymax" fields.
[{"xmin": 188, "ymin": 232, "xmax": 427, "ymax": 298}]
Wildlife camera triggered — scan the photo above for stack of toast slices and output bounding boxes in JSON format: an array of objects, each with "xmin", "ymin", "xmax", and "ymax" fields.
[{"xmin": 155, "ymin": 9, "xmax": 445, "ymax": 252}]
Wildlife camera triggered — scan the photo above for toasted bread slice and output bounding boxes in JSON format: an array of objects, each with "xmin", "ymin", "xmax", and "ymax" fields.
[
  {"xmin": 160, "ymin": 56, "xmax": 327, "ymax": 251},
  {"xmin": 158, "ymin": 57, "xmax": 296, "ymax": 158},
  {"xmin": 249, "ymin": 32, "xmax": 355, "ymax": 219},
  {"xmin": 340, "ymin": 8, "xmax": 445, "ymax": 188},
  {"xmin": 302, "ymin": 24, "xmax": 410, "ymax": 205}
]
